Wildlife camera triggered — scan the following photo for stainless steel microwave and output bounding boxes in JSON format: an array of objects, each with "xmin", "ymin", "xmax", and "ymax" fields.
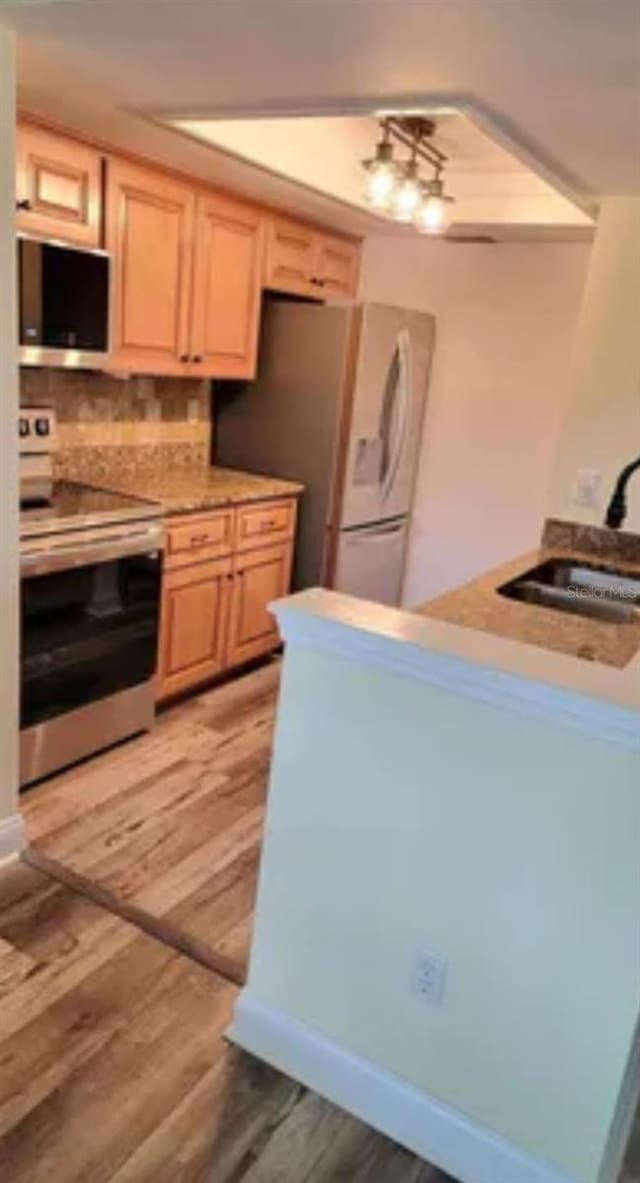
[{"xmin": 18, "ymin": 235, "xmax": 110, "ymax": 368}]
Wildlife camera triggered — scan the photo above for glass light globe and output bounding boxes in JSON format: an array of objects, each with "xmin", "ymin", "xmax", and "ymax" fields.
[
  {"xmin": 364, "ymin": 162, "xmax": 397, "ymax": 209},
  {"xmin": 389, "ymin": 161, "xmax": 422, "ymax": 222},
  {"xmin": 414, "ymin": 178, "xmax": 454, "ymax": 235}
]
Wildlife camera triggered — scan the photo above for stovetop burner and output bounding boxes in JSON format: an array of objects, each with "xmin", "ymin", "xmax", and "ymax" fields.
[{"xmin": 20, "ymin": 480, "xmax": 163, "ymax": 541}]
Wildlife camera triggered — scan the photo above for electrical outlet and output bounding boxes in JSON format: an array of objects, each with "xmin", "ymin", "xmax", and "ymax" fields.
[
  {"xmin": 187, "ymin": 396, "xmax": 200, "ymax": 423},
  {"xmin": 572, "ymin": 468, "xmax": 601, "ymax": 509},
  {"xmin": 411, "ymin": 949, "xmax": 447, "ymax": 1007}
]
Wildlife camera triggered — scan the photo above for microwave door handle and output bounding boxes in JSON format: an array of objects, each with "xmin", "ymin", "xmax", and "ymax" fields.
[{"xmin": 382, "ymin": 328, "xmax": 411, "ymax": 502}]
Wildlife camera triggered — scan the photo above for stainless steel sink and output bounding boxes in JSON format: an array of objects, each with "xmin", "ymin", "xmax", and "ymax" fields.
[{"xmin": 498, "ymin": 558, "xmax": 640, "ymax": 624}]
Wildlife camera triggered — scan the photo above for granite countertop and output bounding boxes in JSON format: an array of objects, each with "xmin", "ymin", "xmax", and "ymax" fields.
[
  {"xmin": 20, "ymin": 481, "xmax": 165, "ymax": 540},
  {"xmin": 91, "ymin": 466, "xmax": 305, "ymax": 515},
  {"xmin": 416, "ymin": 545, "xmax": 640, "ymax": 669},
  {"xmin": 274, "ymin": 519, "xmax": 640, "ymax": 728}
]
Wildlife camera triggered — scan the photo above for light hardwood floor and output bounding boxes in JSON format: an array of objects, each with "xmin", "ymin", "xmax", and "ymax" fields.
[
  {"xmin": 12, "ymin": 661, "xmax": 640, "ymax": 1181},
  {"xmin": 0, "ymin": 860, "xmax": 452, "ymax": 1182},
  {"xmin": 23, "ymin": 660, "xmax": 280, "ymax": 982}
]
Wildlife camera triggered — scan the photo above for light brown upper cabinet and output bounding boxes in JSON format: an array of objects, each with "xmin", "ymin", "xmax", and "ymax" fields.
[
  {"xmin": 107, "ymin": 158, "xmax": 264, "ymax": 377},
  {"xmin": 16, "ymin": 123, "xmax": 103, "ymax": 248},
  {"xmin": 190, "ymin": 192, "xmax": 263, "ymax": 379},
  {"xmin": 315, "ymin": 232, "xmax": 360, "ymax": 298},
  {"xmin": 264, "ymin": 215, "xmax": 360, "ymax": 300},
  {"xmin": 106, "ymin": 157, "xmax": 195, "ymax": 375},
  {"xmin": 264, "ymin": 217, "xmax": 319, "ymax": 298}
]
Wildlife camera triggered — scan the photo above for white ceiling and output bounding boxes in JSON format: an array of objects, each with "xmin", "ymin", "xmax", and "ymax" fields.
[
  {"xmin": 173, "ymin": 113, "xmax": 593, "ymax": 233},
  {"xmin": 2, "ymin": 0, "xmax": 638, "ymax": 237}
]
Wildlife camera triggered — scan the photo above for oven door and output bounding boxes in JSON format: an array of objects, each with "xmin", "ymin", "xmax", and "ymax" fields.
[{"xmin": 20, "ymin": 526, "xmax": 162, "ymax": 732}]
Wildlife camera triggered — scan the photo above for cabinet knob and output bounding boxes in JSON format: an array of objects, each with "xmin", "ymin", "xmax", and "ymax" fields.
[
  {"xmin": 179, "ymin": 354, "xmax": 189, "ymax": 363},
  {"xmin": 16, "ymin": 199, "xmax": 32, "ymax": 212},
  {"xmin": 191, "ymin": 355, "xmax": 203, "ymax": 364}
]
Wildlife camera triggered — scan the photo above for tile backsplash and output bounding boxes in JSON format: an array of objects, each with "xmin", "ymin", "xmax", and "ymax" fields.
[{"xmin": 20, "ymin": 369, "xmax": 211, "ymax": 482}]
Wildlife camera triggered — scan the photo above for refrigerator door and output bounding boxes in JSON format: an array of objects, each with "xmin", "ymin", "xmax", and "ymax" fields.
[
  {"xmin": 339, "ymin": 304, "xmax": 435, "ymax": 529},
  {"xmin": 215, "ymin": 299, "xmax": 356, "ymax": 590},
  {"xmin": 334, "ymin": 516, "xmax": 409, "ymax": 606}
]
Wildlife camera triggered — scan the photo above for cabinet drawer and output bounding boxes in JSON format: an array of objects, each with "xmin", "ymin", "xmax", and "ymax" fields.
[
  {"xmin": 234, "ymin": 499, "xmax": 295, "ymax": 553},
  {"xmin": 165, "ymin": 510, "xmax": 234, "ymax": 568}
]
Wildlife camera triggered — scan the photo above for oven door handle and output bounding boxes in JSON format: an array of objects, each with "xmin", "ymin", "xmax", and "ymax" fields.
[{"xmin": 20, "ymin": 524, "xmax": 164, "ymax": 577}]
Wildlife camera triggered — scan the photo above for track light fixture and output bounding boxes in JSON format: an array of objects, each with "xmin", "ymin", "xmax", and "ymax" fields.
[{"xmin": 362, "ymin": 117, "xmax": 455, "ymax": 236}]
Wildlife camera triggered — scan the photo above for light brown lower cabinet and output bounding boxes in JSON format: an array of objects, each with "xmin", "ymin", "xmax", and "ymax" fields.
[
  {"xmin": 158, "ymin": 556, "xmax": 231, "ymax": 701},
  {"xmin": 227, "ymin": 542, "xmax": 293, "ymax": 668},
  {"xmin": 156, "ymin": 500, "xmax": 297, "ymax": 702}
]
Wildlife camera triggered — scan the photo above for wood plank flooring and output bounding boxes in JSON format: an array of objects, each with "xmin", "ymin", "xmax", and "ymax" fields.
[
  {"xmin": 22, "ymin": 660, "xmax": 279, "ymax": 983},
  {"xmin": 0, "ymin": 860, "xmax": 455, "ymax": 1182},
  {"xmin": 13, "ymin": 661, "xmax": 640, "ymax": 1181}
]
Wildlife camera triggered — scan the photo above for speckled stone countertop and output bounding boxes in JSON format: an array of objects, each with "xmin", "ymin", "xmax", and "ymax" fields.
[
  {"xmin": 20, "ymin": 481, "xmax": 164, "ymax": 540},
  {"xmin": 417, "ymin": 543, "xmax": 640, "ymax": 669},
  {"xmin": 92, "ymin": 466, "xmax": 304, "ymax": 515}
]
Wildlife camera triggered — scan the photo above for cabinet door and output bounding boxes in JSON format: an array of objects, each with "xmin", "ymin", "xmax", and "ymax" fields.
[
  {"xmin": 157, "ymin": 557, "xmax": 230, "ymax": 700},
  {"xmin": 264, "ymin": 216, "xmax": 317, "ymax": 297},
  {"xmin": 227, "ymin": 542, "xmax": 292, "ymax": 667},
  {"xmin": 315, "ymin": 233, "xmax": 360, "ymax": 298},
  {"xmin": 106, "ymin": 157, "xmax": 194, "ymax": 374},
  {"xmin": 16, "ymin": 124, "xmax": 102, "ymax": 247},
  {"xmin": 190, "ymin": 193, "xmax": 263, "ymax": 379}
]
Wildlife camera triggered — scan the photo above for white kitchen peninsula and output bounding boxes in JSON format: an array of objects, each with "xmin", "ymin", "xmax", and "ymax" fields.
[{"xmin": 229, "ymin": 585, "xmax": 640, "ymax": 1183}]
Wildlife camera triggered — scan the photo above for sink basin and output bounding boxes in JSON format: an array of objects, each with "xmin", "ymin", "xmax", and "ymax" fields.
[{"xmin": 498, "ymin": 558, "xmax": 640, "ymax": 624}]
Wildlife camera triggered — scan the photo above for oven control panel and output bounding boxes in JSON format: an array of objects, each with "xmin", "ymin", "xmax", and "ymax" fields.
[{"xmin": 19, "ymin": 407, "xmax": 57, "ymax": 454}]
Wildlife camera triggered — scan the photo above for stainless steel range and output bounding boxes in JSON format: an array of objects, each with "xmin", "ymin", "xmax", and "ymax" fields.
[{"xmin": 19, "ymin": 407, "xmax": 164, "ymax": 787}]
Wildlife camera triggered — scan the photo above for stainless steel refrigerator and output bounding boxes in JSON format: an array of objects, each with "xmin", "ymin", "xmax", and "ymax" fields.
[{"xmin": 215, "ymin": 300, "xmax": 435, "ymax": 605}]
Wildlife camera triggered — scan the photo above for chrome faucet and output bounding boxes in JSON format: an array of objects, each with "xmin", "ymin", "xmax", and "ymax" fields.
[{"xmin": 605, "ymin": 455, "xmax": 640, "ymax": 529}]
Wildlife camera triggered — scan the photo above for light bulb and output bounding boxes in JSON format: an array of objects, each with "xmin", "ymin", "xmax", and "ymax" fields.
[
  {"xmin": 365, "ymin": 162, "xmax": 397, "ymax": 209},
  {"xmin": 363, "ymin": 131, "xmax": 398, "ymax": 210},
  {"xmin": 414, "ymin": 177, "xmax": 454, "ymax": 235},
  {"xmin": 389, "ymin": 161, "xmax": 422, "ymax": 222}
]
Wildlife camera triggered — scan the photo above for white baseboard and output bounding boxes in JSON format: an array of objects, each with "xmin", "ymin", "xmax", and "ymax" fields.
[
  {"xmin": 0, "ymin": 811, "xmax": 26, "ymax": 865},
  {"xmin": 228, "ymin": 993, "xmax": 580, "ymax": 1183}
]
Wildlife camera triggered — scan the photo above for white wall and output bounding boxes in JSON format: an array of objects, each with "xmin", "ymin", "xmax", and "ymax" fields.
[
  {"xmin": 359, "ymin": 237, "xmax": 590, "ymax": 604},
  {"xmin": 238, "ymin": 637, "xmax": 640, "ymax": 1183},
  {"xmin": 547, "ymin": 198, "xmax": 640, "ymax": 532},
  {"xmin": 0, "ymin": 28, "xmax": 20, "ymax": 853}
]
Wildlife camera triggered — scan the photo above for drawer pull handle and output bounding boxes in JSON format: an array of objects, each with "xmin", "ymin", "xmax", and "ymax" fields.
[
  {"xmin": 259, "ymin": 519, "xmax": 278, "ymax": 530},
  {"xmin": 190, "ymin": 533, "xmax": 211, "ymax": 545}
]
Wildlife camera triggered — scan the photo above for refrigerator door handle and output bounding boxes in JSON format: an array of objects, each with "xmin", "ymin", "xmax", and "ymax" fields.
[
  {"xmin": 380, "ymin": 328, "xmax": 411, "ymax": 503},
  {"xmin": 379, "ymin": 345, "xmax": 400, "ymax": 491},
  {"xmin": 346, "ymin": 519, "xmax": 407, "ymax": 543}
]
